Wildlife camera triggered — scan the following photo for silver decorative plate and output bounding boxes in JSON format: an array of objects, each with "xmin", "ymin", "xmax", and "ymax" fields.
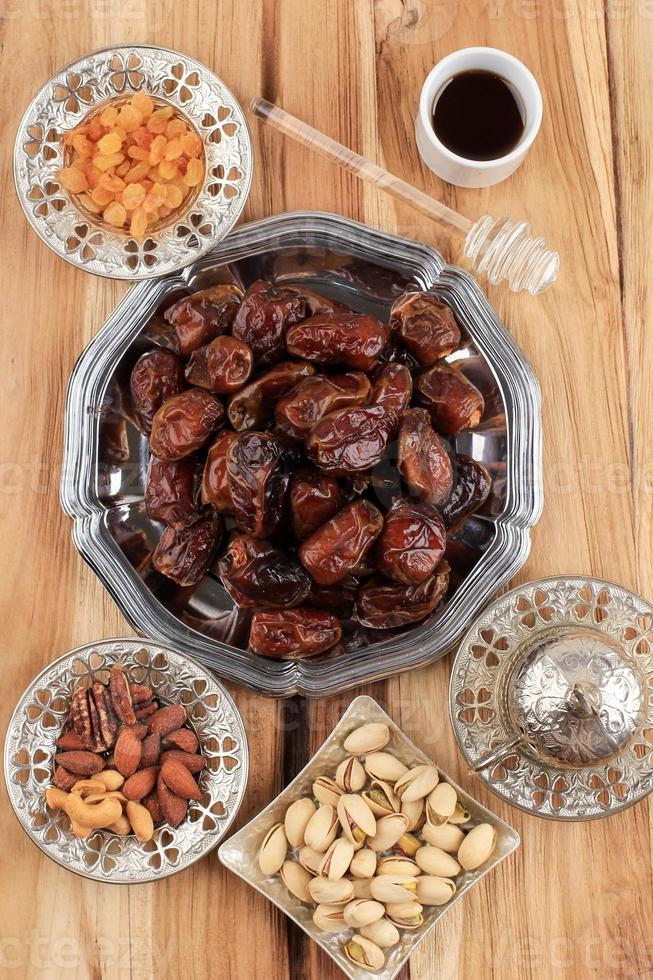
[
  {"xmin": 60, "ymin": 211, "xmax": 543, "ymax": 697},
  {"xmin": 13, "ymin": 45, "xmax": 252, "ymax": 279},
  {"xmin": 3, "ymin": 637, "xmax": 248, "ymax": 882},
  {"xmin": 449, "ymin": 576, "xmax": 653, "ymax": 820},
  {"xmin": 219, "ymin": 696, "xmax": 519, "ymax": 980}
]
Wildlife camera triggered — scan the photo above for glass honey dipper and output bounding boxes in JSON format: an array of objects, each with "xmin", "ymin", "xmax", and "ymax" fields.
[{"xmin": 250, "ymin": 97, "xmax": 559, "ymax": 295}]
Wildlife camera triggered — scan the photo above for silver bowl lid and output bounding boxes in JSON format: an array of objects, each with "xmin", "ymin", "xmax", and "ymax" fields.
[{"xmin": 449, "ymin": 576, "xmax": 653, "ymax": 820}]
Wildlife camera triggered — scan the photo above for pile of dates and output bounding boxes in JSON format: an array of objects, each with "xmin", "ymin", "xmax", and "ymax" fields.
[{"xmin": 130, "ymin": 280, "xmax": 491, "ymax": 660}]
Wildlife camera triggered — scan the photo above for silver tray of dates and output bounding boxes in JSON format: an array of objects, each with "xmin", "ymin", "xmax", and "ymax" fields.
[{"xmin": 61, "ymin": 211, "xmax": 542, "ymax": 697}]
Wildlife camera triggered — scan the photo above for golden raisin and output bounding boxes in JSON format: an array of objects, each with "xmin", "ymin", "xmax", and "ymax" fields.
[
  {"xmin": 181, "ymin": 131, "xmax": 203, "ymax": 157},
  {"xmin": 122, "ymin": 182, "xmax": 146, "ymax": 210},
  {"xmin": 149, "ymin": 135, "xmax": 167, "ymax": 166},
  {"xmin": 130, "ymin": 207, "xmax": 148, "ymax": 237},
  {"xmin": 131, "ymin": 92, "xmax": 154, "ymax": 118},
  {"xmin": 58, "ymin": 167, "xmax": 88, "ymax": 193},
  {"xmin": 184, "ymin": 158, "xmax": 204, "ymax": 187},
  {"xmin": 104, "ymin": 202, "xmax": 127, "ymax": 226}
]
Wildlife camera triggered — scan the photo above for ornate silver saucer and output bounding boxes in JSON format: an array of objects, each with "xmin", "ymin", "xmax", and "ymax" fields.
[
  {"xmin": 13, "ymin": 45, "xmax": 252, "ymax": 279},
  {"xmin": 449, "ymin": 576, "xmax": 653, "ymax": 820},
  {"xmin": 3, "ymin": 638, "xmax": 248, "ymax": 882}
]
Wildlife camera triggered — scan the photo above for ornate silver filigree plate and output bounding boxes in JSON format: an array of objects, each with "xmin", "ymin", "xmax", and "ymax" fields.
[
  {"xmin": 13, "ymin": 45, "xmax": 252, "ymax": 279},
  {"xmin": 219, "ymin": 696, "xmax": 519, "ymax": 980},
  {"xmin": 449, "ymin": 576, "xmax": 653, "ymax": 820},
  {"xmin": 3, "ymin": 638, "xmax": 248, "ymax": 882}
]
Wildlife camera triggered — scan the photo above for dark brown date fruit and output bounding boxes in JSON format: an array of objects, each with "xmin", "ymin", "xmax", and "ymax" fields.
[
  {"xmin": 249, "ymin": 608, "xmax": 342, "ymax": 658},
  {"xmin": 286, "ymin": 313, "xmax": 390, "ymax": 372},
  {"xmin": 150, "ymin": 389, "xmax": 224, "ymax": 461},
  {"xmin": 184, "ymin": 335, "xmax": 253, "ymax": 394},
  {"xmin": 145, "ymin": 456, "xmax": 201, "ymax": 529},
  {"xmin": 416, "ymin": 364, "xmax": 484, "ymax": 435},
  {"xmin": 306, "ymin": 405, "xmax": 395, "ymax": 476},
  {"xmin": 288, "ymin": 469, "xmax": 344, "ymax": 540},
  {"xmin": 299, "ymin": 500, "xmax": 384, "ymax": 585},
  {"xmin": 152, "ymin": 512, "xmax": 223, "ymax": 587},
  {"xmin": 130, "ymin": 349, "xmax": 185, "ymax": 434},
  {"xmin": 226, "ymin": 432, "xmax": 289, "ymax": 537},
  {"xmin": 375, "ymin": 498, "xmax": 446, "ymax": 584},
  {"xmin": 218, "ymin": 534, "xmax": 311, "ymax": 608},
  {"xmin": 390, "ymin": 291, "xmax": 460, "ymax": 366},
  {"xmin": 371, "ymin": 363, "xmax": 413, "ymax": 417},
  {"xmin": 285, "ymin": 286, "xmax": 349, "ymax": 316},
  {"xmin": 164, "ymin": 285, "xmax": 243, "ymax": 357},
  {"xmin": 441, "ymin": 454, "xmax": 492, "ymax": 530},
  {"xmin": 228, "ymin": 361, "xmax": 316, "ymax": 431},
  {"xmin": 201, "ymin": 431, "xmax": 238, "ymax": 511},
  {"xmin": 356, "ymin": 560, "xmax": 450, "ymax": 628},
  {"xmin": 232, "ymin": 280, "xmax": 306, "ymax": 362},
  {"xmin": 275, "ymin": 372, "xmax": 371, "ymax": 441},
  {"xmin": 397, "ymin": 408, "xmax": 453, "ymax": 505}
]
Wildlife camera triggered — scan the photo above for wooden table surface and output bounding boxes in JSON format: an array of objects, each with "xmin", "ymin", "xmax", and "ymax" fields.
[{"xmin": 1, "ymin": 2, "xmax": 652, "ymax": 978}]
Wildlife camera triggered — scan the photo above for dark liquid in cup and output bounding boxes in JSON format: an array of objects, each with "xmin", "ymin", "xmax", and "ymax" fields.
[{"xmin": 432, "ymin": 70, "xmax": 525, "ymax": 161}]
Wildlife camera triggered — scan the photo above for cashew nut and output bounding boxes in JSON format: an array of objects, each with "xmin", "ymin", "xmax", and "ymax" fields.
[
  {"xmin": 45, "ymin": 788, "xmax": 69, "ymax": 811},
  {"xmin": 126, "ymin": 801, "xmax": 154, "ymax": 842},
  {"xmin": 70, "ymin": 819, "xmax": 92, "ymax": 838},
  {"xmin": 84, "ymin": 791, "xmax": 127, "ymax": 805},
  {"xmin": 65, "ymin": 793, "xmax": 122, "ymax": 829},
  {"xmin": 94, "ymin": 770, "xmax": 124, "ymax": 791},
  {"xmin": 71, "ymin": 779, "xmax": 106, "ymax": 798}
]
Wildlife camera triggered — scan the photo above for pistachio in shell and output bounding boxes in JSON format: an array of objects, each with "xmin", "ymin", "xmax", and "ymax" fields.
[
  {"xmin": 457, "ymin": 822, "xmax": 497, "ymax": 870},
  {"xmin": 426, "ymin": 782, "xmax": 457, "ymax": 825},
  {"xmin": 299, "ymin": 845, "xmax": 324, "ymax": 876},
  {"xmin": 420, "ymin": 821, "xmax": 465, "ymax": 852},
  {"xmin": 304, "ymin": 803, "xmax": 339, "ymax": 853},
  {"xmin": 335, "ymin": 756, "xmax": 367, "ymax": 793},
  {"xmin": 415, "ymin": 875, "xmax": 457, "ymax": 906},
  {"xmin": 349, "ymin": 847, "xmax": 377, "ymax": 879},
  {"xmin": 308, "ymin": 875, "xmax": 354, "ymax": 906},
  {"xmin": 313, "ymin": 775, "xmax": 344, "ymax": 808},
  {"xmin": 284, "ymin": 797, "xmax": 316, "ymax": 848},
  {"xmin": 449, "ymin": 802, "xmax": 471, "ymax": 825},
  {"xmin": 370, "ymin": 873, "xmax": 419, "ymax": 904},
  {"xmin": 360, "ymin": 917, "xmax": 401, "ymax": 949},
  {"xmin": 363, "ymin": 751, "xmax": 408, "ymax": 783},
  {"xmin": 258, "ymin": 823, "xmax": 287, "ymax": 876},
  {"xmin": 343, "ymin": 723, "xmax": 390, "ymax": 756},
  {"xmin": 318, "ymin": 837, "xmax": 355, "ymax": 880},
  {"xmin": 343, "ymin": 898, "xmax": 386, "ymax": 928},
  {"xmin": 337, "ymin": 793, "xmax": 377, "ymax": 845},
  {"xmin": 394, "ymin": 764, "xmax": 439, "ymax": 803},
  {"xmin": 344, "ymin": 936, "xmax": 385, "ymax": 972},
  {"xmin": 392, "ymin": 831, "xmax": 421, "ymax": 858},
  {"xmin": 415, "ymin": 845, "xmax": 461, "ymax": 878},
  {"xmin": 401, "ymin": 796, "xmax": 425, "ymax": 832},
  {"xmin": 280, "ymin": 860, "xmax": 313, "ymax": 902},
  {"xmin": 376, "ymin": 855, "xmax": 420, "ymax": 877},
  {"xmin": 384, "ymin": 901, "xmax": 424, "ymax": 930},
  {"xmin": 363, "ymin": 779, "xmax": 400, "ymax": 818},
  {"xmin": 313, "ymin": 904, "xmax": 347, "ymax": 932},
  {"xmin": 368, "ymin": 812, "xmax": 410, "ymax": 852}
]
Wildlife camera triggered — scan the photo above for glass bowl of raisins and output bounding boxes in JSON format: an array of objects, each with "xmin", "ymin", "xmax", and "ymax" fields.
[{"xmin": 61, "ymin": 211, "xmax": 542, "ymax": 696}]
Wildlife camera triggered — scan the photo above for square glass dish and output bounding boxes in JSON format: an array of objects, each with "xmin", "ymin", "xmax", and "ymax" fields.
[
  {"xmin": 60, "ymin": 211, "xmax": 542, "ymax": 696},
  {"xmin": 218, "ymin": 695, "xmax": 520, "ymax": 980}
]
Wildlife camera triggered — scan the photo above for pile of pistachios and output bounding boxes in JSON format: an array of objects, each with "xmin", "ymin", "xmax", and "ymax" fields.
[{"xmin": 257, "ymin": 722, "xmax": 497, "ymax": 973}]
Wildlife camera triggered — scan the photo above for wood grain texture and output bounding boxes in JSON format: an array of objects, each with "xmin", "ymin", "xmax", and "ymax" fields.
[{"xmin": 0, "ymin": 1, "xmax": 652, "ymax": 978}]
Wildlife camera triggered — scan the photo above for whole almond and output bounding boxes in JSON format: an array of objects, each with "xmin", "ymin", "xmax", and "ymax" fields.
[
  {"xmin": 129, "ymin": 683, "xmax": 154, "ymax": 704},
  {"xmin": 53, "ymin": 765, "xmax": 78, "ymax": 791},
  {"xmin": 114, "ymin": 729, "xmax": 142, "ymax": 777},
  {"xmin": 161, "ymin": 760, "xmax": 201, "ymax": 800},
  {"xmin": 143, "ymin": 789, "xmax": 164, "ymax": 823},
  {"xmin": 123, "ymin": 766, "xmax": 160, "ymax": 801},
  {"xmin": 134, "ymin": 701, "xmax": 159, "ymax": 720},
  {"xmin": 158, "ymin": 772, "xmax": 187, "ymax": 827},
  {"xmin": 148, "ymin": 704, "xmax": 186, "ymax": 737},
  {"xmin": 163, "ymin": 728, "xmax": 198, "ymax": 753},
  {"xmin": 56, "ymin": 730, "xmax": 86, "ymax": 751},
  {"xmin": 129, "ymin": 723, "xmax": 149, "ymax": 740},
  {"xmin": 139, "ymin": 733, "xmax": 161, "ymax": 769},
  {"xmin": 54, "ymin": 751, "xmax": 105, "ymax": 776},
  {"xmin": 160, "ymin": 750, "xmax": 206, "ymax": 774}
]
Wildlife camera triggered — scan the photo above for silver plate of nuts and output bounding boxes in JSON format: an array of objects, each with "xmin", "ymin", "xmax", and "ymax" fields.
[{"xmin": 218, "ymin": 695, "xmax": 519, "ymax": 979}]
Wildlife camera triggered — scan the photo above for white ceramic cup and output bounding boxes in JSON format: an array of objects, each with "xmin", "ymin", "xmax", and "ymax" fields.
[{"xmin": 415, "ymin": 47, "xmax": 543, "ymax": 188}]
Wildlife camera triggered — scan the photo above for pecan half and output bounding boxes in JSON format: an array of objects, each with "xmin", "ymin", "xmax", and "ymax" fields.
[
  {"xmin": 71, "ymin": 688, "xmax": 94, "ymax": 750},
  {"xmin": 92, "ymin": 683, "xmax": 118, "ymax": 752},
  {"xmin": 109, "ymin": 666, "xmax": 136, "ymax": 725}
]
